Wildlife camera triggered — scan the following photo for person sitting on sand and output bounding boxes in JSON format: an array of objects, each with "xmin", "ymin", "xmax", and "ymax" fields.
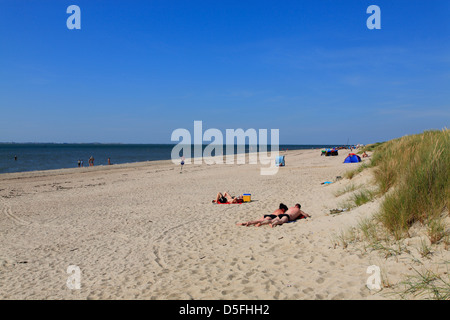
[
  {"xmin": 362, "ymin": 151, "xmax": 369, "ymax": 158},
  {"xmin": 214, "ymin": 192, "xmax": 243, "ymax": 204},
  {"xmin": 236, "ymin": 203, "xmax": 289, "ymax": 227},
  {"xmin": 269, "ymin": 204, "xmax": 311, "ymax": 228}
]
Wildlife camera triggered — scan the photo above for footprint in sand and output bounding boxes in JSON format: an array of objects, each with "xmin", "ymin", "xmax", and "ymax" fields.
[{"xmin": 302, "ymin": 287, "xmax": 314, "ymax": 294}]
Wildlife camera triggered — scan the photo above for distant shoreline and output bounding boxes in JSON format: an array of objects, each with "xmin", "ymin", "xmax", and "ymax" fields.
[
  {"xmin": 0, "ymin": 148, "xmax": 314, "ymax": 180},
  {"xmin": 0, "ymin": 144, "xmax": 348, "ymax": 175}
]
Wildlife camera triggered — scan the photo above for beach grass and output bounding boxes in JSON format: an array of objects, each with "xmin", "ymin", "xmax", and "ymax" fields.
[
  {"xmin": 341, "ymin": 129, "xmax": 449, "ymax": 299},
  {"xmin": 343, "ymin": 162, "xmax": 371, "ymax": 179},
  {"xmin": 333, "ymin": 183, "xmax": 360, "ymax": 197},
  {"xmin": 357, "ymin": 217, "xmax": 381, "ymax": 244},
  {"xmin": 399, "ymin": 265, "xmax": 450, "ymax": 300},
  {"xmin": 427, "ymin": 217, "xmax": 447, "ymax": 244},
  {"xmin": 418, "ymin": 238, "xmax": 433, "ymax": 258},
  {"xmin": 344, "ymin": 129, "xmax": 449, "ymax": 239},
  {"xmin": 351, "ymin": 189, "xmax": 376, "ymax": 207},
  {"xmin": 293, "ymin": 131, "xmax": 449, "ymax": 299},
  {"xmin": 357, "ymin": 142, "xmax": 385, "ymax": 154},
  {"xmin": 337, "ymin": 187, "xmax": 377, "ymax": 210},
  {"xmin": 372, "ymin": 129, "xmax": 449, "ymax": 238}
]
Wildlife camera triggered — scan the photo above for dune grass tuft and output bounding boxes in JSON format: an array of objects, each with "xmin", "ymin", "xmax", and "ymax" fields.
[
  {"xmin": 344, "ymin": 162, "xmax": 371, "ymax": 179},
  {"xmin": 352, "ymin": 189, "xmax": 376, "ymax": 207},
  {"xmin": 399, "ymin": 266, "xmax": 450, "ymax": 300},
  {"xmin": 372, "ymin": 129, "xmax": 449, "ymax": 237},
  {"xmin": 333, "ymin": 183, "xmax": 360, "ymax": 197}
]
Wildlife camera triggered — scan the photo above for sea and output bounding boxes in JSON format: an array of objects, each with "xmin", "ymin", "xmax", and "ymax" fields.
[{"xmin": 0, "ymin": 143, "xmax": 339, "ymax": 174}]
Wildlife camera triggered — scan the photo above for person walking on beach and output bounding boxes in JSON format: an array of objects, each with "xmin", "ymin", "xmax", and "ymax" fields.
[
  {"xmin": 89, "ymin": 156, "xmax": 94, "ymax": 166},
  {"xmin": 108, "ymin": 158, "xmax": 111, "ymax": 165},
  {"xmin": 78, "ymin": 159, "xmax": 81, "ymax": 167},
  {"xmin": 14, "ymin": 155, "xmax": 17, "ymax": 161},
  {"xmin": 269, "ymin": 204, "xmax": 310, "ymax": 228},
  {"xmin": 237, "ymin": 203, "xmax": 289, "ymax": 226},
  {"xmin": 180, "ymin": 156, "xmax": 185, "ymax": 173}
]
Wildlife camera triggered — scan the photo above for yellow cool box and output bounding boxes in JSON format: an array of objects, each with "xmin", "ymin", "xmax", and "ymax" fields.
[{"xmin": 243, "ymin": 194, "xmax": 251, "ymax": 202}]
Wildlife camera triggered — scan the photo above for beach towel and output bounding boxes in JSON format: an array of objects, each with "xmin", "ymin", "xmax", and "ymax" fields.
[
  {"xmin": 287, "ymin": 216, "xmax": 308, "ymax": 223},
  {"xmin": 212, "ymin": 199, "xmax": 244, "ymax": 204}
]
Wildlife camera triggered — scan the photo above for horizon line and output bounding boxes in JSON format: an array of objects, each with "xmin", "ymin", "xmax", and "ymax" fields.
[{"xmin": 0, "ymin": 142, "xmax": 364, "ymax": 146}]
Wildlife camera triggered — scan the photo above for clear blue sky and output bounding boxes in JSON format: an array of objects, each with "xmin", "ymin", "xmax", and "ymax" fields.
[{"xmin": 0, "ymin": 0, "xmax": 449, "ymax": 144}]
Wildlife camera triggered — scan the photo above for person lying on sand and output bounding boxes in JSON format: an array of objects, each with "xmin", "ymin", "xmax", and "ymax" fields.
[
  {"xmin": 236, "ymin": 203, "xmax": 289, "ymax": 227},
  {"xmin": 214, "ymin": 192, "xmax": 243, "ymax": 204},
  {"xmin": 269, "ymin": 204, "xmax": 311, "ymax": 228}
]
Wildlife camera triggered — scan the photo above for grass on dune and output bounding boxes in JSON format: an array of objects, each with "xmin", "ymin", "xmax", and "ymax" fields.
[
  {"xmin": 333, "ymin": 183, "xmax": 360, "ymax": 197},
  {"xmin": 343, "ymin": 129, "xmax": 449, "ymax": 240},
  {"xmin": 372, "ymin": 129, "xmax": 449, "ymax": 239},
  {"xmin": 344, "ymin": 162, "xmax": 370, "ymax": 180},
  {"xmin": 338, "ymin": 131, "xmax": 449, "ymax": 300},
  {"xmin": 357, "ymin": 142, "xmax": 385, "ymax": 154},
  {"xmin": 398, "ymin": 265, "xmax": 450, "ymax": 300},
  {"xmin": 338, "ymin": 188, "xmax": 377, "ymax": 210}
]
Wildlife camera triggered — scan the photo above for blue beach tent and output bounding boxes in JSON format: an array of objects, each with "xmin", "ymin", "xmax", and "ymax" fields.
[{"xmin": 344, "ymin": 153, "xmax": 361, "ymax": 163}]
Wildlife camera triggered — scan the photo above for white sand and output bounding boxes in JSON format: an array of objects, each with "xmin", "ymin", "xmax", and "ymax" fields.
[{"xmin": 0, "ymin": 149, "xmax": 448, "ymax": 300}]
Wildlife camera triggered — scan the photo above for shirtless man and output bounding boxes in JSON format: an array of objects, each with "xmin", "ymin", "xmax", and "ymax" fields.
[
  {"xmin": 270, "ymin": 203, "xmax": 310, "ymax": 228},
  {"xmin": 236, "ymin": 203, "xmax": 289, "ymax": 227}
]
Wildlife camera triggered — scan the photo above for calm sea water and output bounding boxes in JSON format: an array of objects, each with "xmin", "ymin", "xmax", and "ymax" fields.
[{"xmin": 0, "ymin": 144, "xmax": 338, "ymax": 174}]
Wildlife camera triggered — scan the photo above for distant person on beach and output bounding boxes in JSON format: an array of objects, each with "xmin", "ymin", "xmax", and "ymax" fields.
[
  {"xmin": 78, "ymin": 160, "xmax": 81, "ymax": 167},
  {"xmin": 269, "ymin": 204, "xmax": 311, "ymax": 228},
  {"xmin": 80, "ymin": 160, "xmax": 84, "ymax": 167},
  {"xmin": 108, "ymin": 158, "xmax": 111, "ymax": 165},
  {"xmin": 214, "ymin": 192, "xmax": 243, "ymax": 204},
  {"xmin": 180, "ymin": 156, "xmax": 185, "ymax": 173},
  {"xmin": 14, "ymin": 155, "xmax": 17, "ymax": 161},
  {"xmin": 89, "ymin": 156, "xmax": 94, "ymax": 166},
  {"xmin": 236, "ymin": 203, "xmax": 289, "ymax": 226},
  {"xmin": 362, "ymin": 151, "xmax": 369, "ymax": 158}
]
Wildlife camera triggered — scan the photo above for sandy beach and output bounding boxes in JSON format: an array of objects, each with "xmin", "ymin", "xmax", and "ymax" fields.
[{"xmin": 0, "ymin": 149, "xmax": 448, "ymax": 300}]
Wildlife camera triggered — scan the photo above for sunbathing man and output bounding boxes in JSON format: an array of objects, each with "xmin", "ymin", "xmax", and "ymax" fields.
[
  {"xmin": 236, "ymin": 203, "xmax": 289, "ymax": 227},
  {"xmin": 215, "ymin": 192, "xmax": 243, "ymax": 204},
  {"xmin": 269, "ymin": 203, "xmax": 311, "ymax": 228}
]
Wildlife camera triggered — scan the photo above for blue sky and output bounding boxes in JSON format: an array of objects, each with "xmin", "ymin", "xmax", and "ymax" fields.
[{"xmin": 0, "ymin": 0, "xmax": 449, "ymax": 144}]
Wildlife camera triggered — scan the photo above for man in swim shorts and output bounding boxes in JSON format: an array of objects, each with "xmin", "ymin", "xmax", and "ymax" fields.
[
  {"xmin": 270, "ymin": 203, "xmax": 311, "ymax": 227},
  {"xmin": 236, "ymin": 203, "xmax": 289, "ymax": 227}
]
